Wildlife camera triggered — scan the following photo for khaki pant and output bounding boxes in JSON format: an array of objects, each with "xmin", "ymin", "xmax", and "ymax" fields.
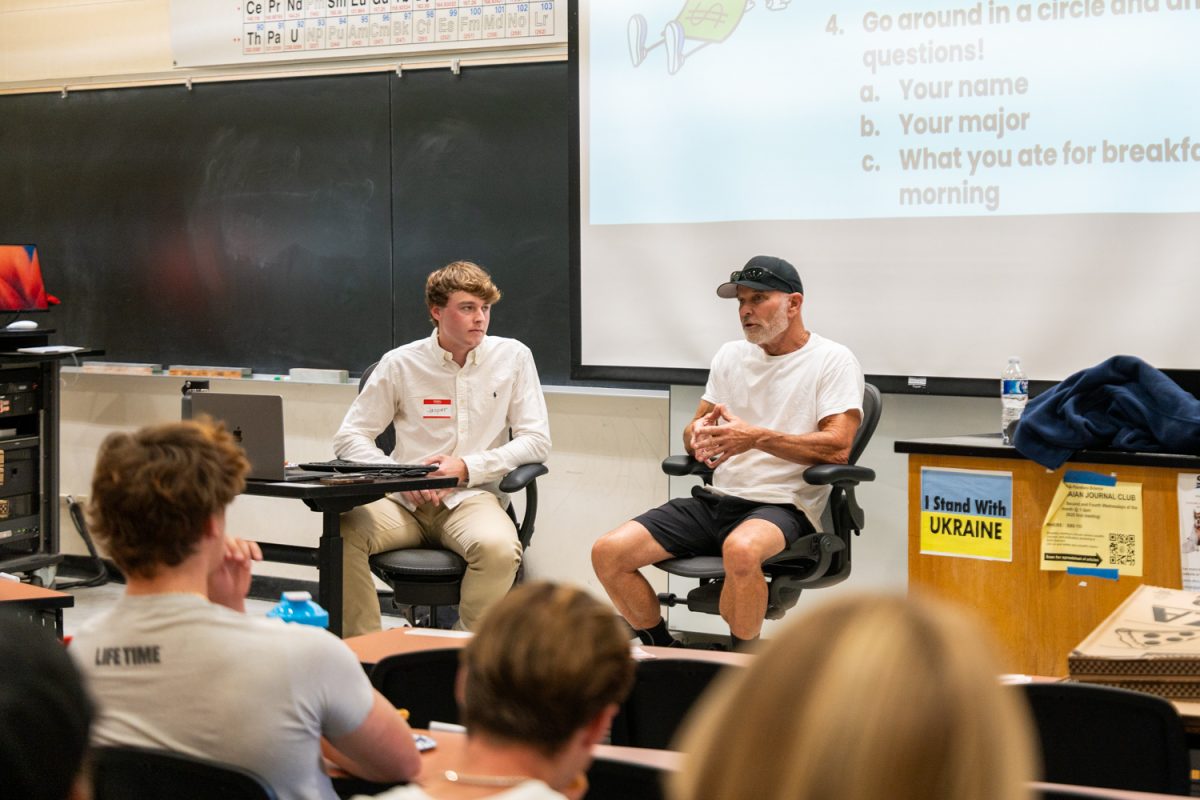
[{"xmin": 339, "ymin": 493, "xmax": 521, "ymax": 637}]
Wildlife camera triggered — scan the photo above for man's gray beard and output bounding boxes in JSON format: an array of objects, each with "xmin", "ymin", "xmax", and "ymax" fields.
[{"xmin": 744, "ymin": 304, "xmax": 789, "ymax": 345}]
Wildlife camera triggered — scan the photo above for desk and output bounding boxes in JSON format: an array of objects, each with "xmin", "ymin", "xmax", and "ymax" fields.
[
  {"xmin": 897, "ymin": 435, "xmax": 1200, "ymax": 676},
  {"xmin": 0, "ymin": 578, "xmax": 73, "ymax": 636},
  {"xmin": 331, "ymin": 727, "xmax": 683, "ymax": 798},
  {"xmin": 410, "ymin": 729, "xmax": 683, "ymax": 782},
  {"xmin": 340, "ymin": 733, "xmax": 1184, "ymax": 800},
  {"xmin": 1031, "ymin": 781, "xmax": 1195, "ymax": 799},
  {"xmin": 244, "ymin": 475, "xmax": 456, "ymax": 638},
  {"xmin": 345, "ymin": 626, "xmax": 753, "ymax": 669}
]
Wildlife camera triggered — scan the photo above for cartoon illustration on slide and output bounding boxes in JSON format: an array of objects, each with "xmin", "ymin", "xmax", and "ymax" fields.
[{"xmin": 629, "ymin": 0, "xmax": 792, "ymax": 75}]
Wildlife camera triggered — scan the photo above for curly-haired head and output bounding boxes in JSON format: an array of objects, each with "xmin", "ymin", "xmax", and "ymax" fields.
[
  {"xmin": 425, "ymin": 260, "xmax": 501, "ymax": 322},
  {"xmin": 88, "ymin": 418, "xmax": 248, "ymax": 578},
  {"xmin": 460, "ymin": 582, "xmax": 634, "ymax": 755}
]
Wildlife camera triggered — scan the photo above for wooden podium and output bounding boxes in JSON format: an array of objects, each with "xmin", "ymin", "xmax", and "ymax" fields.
[{"xmin": 897, "ymin": 435, "xmax": 1199, "ymax": 677}]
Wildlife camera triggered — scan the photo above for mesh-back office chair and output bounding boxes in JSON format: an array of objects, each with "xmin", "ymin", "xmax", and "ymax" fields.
[
  {"xmin": 92, "ymin": 745, "xmax": 278, "ymax": 800},
  {"xmin": 369, "ymin": 647, "xmax": 462, "ymax": 728},
  {"xmin": 1021, "ymin": 682, "xmax": 1190, "ymax": 795},
  {"xmin": 609, "ymin": 658, "xmax": 732, "ymax": 749},
  {"xmin": 655, "ymin": 383, "xmax": 881, "ymax": 622},
  {"xmin": 356, "ymin": 361, "xmax": 548, "ymax": 627}
]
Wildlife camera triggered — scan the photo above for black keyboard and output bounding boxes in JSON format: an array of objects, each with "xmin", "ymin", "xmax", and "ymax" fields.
[{"xmin": 297, "ymin": 459, "xmax": 437, "ymax": 477}]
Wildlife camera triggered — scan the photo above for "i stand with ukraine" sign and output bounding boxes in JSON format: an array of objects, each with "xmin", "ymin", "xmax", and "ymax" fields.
[{"xmin": 920, "ymin": 467, "xmax": 1014, "ymax": 562}]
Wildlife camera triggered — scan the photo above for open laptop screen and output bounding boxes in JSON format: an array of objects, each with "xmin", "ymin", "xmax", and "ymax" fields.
[{"xmin": 182, "ymin": 393, "xmax": 286, "ymax": 481}]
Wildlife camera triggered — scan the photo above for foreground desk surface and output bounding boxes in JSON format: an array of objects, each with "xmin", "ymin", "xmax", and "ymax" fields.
[
  {"xmin": 339, "ymin": 735, "xmax": 1191, "ymax": 800},
  {"xmin": 343, "ymin": 711, "xmax": 1193, "ymax": 800},
  {"xmin": 244, "ymin": 474, "xmax": 457, "ymax": 638},
  {"xmin": 345, "ymin": 626, "xmax": 752, "ymax": 669},
  {"xmin": 413, "ymin": 728, "xmax": 684, "ymax": 779},
  {"xmin": 331, "ymin": 727, "xmax": 682, "ymax": 797},
  {"xmin": 343, "ymin": 632, "xmax": 1200, "ymax": 797},
  {"xmin": 899, "ymin": 435, "xmax": 1200, "ymax": 676},
  {"xmin": 0, "ymin": 578, "xmax": 74, "ymax": 636}
]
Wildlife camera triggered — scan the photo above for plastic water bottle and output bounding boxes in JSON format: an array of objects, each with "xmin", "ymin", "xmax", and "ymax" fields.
[
  {"xmin": 267, "ymin": 591, "xmax": 329, "ymax": 628},
  {"xmin": 1000, "ymin": 356, "xmax": 1028, "ymax": 446}
]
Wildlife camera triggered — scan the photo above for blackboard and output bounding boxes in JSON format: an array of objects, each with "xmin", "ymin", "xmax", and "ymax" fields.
[{"xmin": 0, "ymin": 62, "xmax": 573, "ymax": 383}]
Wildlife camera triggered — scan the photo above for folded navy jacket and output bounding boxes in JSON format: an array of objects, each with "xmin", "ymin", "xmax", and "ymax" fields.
[{"xmin": 1012, "ymin": 355, "xmax": 1200, "ymax": 469}]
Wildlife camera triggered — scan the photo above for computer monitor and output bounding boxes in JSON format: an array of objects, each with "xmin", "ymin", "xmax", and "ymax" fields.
[{"xmin": 0, "ymin": 245, "xmax": 50, "ymax": 313}]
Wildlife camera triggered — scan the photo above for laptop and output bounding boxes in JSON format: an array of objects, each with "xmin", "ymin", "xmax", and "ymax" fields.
[{"xmin": 181, "ymin": 392, "xmax": 333, "ymax": 482}]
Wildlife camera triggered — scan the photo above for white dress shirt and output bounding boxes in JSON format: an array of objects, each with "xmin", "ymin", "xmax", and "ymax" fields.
[{"xmin": 334, "ymin": 330, "xmax": 551, "ymax": 510}]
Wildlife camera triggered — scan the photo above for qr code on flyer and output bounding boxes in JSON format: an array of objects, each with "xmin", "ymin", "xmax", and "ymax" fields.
[{"xmin": 1109, "ymin": 533, "xmax": 1136, "ymax": 566}]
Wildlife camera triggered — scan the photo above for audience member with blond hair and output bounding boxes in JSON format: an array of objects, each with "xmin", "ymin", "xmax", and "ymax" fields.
[
  {"xmin": 71, "ymin": 419, "xmax": 421, "ymax": 800},
  {"xmin": 671, "ymin": 592, "xmax": 1038, "ymax": 800},
  {"xmin": 363, "ymin": 581, "xmax": 636, "ymax": 800}
]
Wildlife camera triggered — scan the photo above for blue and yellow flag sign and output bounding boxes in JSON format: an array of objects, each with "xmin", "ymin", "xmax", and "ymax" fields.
[{"xmin": 920, "ymin": 467, "xmax": 1014, "ymax": 561}]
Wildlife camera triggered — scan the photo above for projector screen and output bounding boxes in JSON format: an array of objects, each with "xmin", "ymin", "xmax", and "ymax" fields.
[{"xmin": 573, "ymin": 0, "xmax": 1200, "ymax": 391}]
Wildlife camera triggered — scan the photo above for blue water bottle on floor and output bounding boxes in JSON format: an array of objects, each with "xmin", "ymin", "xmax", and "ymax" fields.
[{"xmin": 267, "ymin": 591, "xmax": 330, "ymax": 629}]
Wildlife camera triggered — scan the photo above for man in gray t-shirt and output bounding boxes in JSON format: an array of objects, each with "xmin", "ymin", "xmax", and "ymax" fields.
[{"xmin": 71, "ymin": 420, "xmax": 421, "ymax": 800}]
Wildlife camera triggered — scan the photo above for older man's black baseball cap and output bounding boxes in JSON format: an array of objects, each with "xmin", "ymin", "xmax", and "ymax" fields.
[{"xmin": 716, "ymin": 256, "xmax": 804, "ymax": 298}]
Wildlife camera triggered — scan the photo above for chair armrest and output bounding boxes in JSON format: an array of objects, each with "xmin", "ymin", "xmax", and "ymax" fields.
[
  {"xmin": 499, "ymin": 463, "xmax": 548, "ymax": 493},
  {"xmin": 662, "ymin": 455, "xmax": 713, "ymax": 478},
  {"xmin": 803, "ymin": 464, "xmax": 875, "ymax": 487}
]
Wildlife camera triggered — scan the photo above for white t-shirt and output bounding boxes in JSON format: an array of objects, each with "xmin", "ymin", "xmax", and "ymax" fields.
[
  {"xmin": 71, "ymin": 594, "xmax": 375, "ymax": 800},
  {"xmin": 703, "ymin": 333, "xmax": 864, "ymax": 529},
  {"xmin": 359, "ymin": 779, "xmax": 565, "ymax": 800}
]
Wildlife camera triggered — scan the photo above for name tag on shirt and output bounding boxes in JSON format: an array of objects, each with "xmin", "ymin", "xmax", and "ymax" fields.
[{"xmin": 423, "ymin": 398, "xmax": 453, "ymax": 419}]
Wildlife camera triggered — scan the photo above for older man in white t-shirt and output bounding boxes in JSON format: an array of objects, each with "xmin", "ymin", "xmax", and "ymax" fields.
[{"xmin": 592, "ymin": 256, "xmax": 864, "ymax": 650}]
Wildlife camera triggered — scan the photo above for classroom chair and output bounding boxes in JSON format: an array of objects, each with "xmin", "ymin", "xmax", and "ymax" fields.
[
  {"xmin": 91, "ymin": 745, "xmax": 277, "ymax": 800},
  {"xmin": 585, "ymin": 756, "xmax": 668, "ymax": 800},
  {"xmin": 609, "ymin": 658, "xmax": 732, "ymax": 750},
  {"xmin": 369, "ymin": 647, "xmax": 461, "ymax": 729},
  {"xmin": 1021, "ymin": 682, "xmax": 1191, "ymax": 795},
  {"xmin": 654, "ymin": 383, "xmax": 881, "ymax": 626},
  {"xmin": 356, "ymin": 361, "xmax": 548, "ymax": 627}
]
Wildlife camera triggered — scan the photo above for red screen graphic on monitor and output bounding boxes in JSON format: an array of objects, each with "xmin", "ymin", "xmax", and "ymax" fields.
[{"xmin": 0, "ymin": 245, "xmax": 49, "ymax": 312}]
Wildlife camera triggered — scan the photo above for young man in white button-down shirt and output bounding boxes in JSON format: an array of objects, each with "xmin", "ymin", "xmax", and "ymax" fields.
[{"xmin": 334, "ymin": 261, "xmax": 551, "ymax": 636}]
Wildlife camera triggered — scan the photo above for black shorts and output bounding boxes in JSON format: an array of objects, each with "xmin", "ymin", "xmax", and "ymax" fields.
[{"xmin": 635, "ymin": 485, "xmax": 815, "ymax": 558}]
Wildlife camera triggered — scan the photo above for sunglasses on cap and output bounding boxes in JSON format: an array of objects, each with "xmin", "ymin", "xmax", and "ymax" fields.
[
  {"xmin": 728, "ymin": 267, "xmax": 800, "ymax": 291},
  {"xmin": 730, "ymin": 266, "xmax": 781, "ymax": 282}
]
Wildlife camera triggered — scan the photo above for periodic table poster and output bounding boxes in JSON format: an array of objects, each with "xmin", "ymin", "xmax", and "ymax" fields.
[{"xmin": 170, "ymin": 0, "xmax": 566, "ymax": 68}]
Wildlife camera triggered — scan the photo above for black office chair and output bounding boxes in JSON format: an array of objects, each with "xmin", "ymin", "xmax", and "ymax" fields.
[
  {"xmin": 609, "ymin": 658, "xmax": 732, "ymax": 750},
  {"xmin": 1021, "ymin": 682, "xmax": 1191, "ymax": 795},
  {"xmin": 369, "ymin": 647, "xmax": 462, "ymax": 728},
  {"xmin": 355, "ymin": 361, "xmax": 548, "ymax": 627},
  {"xmin": 92, "ymin": 745, "xmax": 277, "ymax": 800},
  {"xmin": 585, "ymin": 757, "xmax": 669, "ymax": 800},
  {"xmin": 655, "ymin": 383, "xmax": 881, "ymax": 623}
]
